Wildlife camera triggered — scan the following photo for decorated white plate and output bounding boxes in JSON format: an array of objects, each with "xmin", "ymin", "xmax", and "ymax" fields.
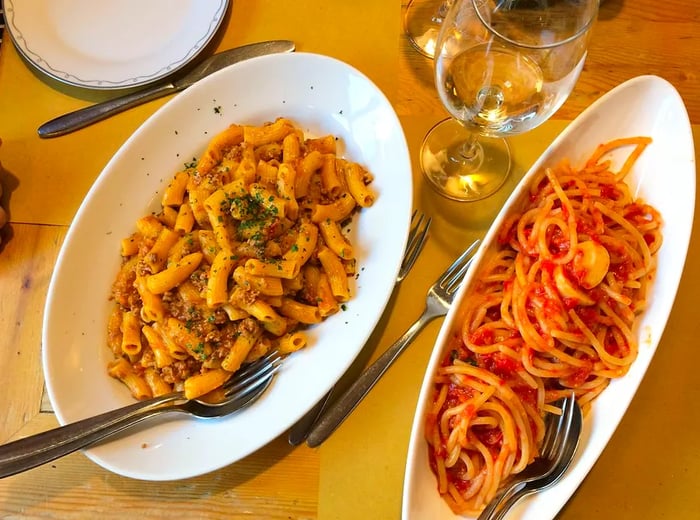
[
  {"xmin": 4, "ymin": 0, "xmax": 228, "ymax": 89},
  {"xmin": 402, "ymin": 75, "xmax": 695, "ymax": 519},
  {"xmin": 42, "ymin": 52, "xmax": 413, "ymax": 480}
]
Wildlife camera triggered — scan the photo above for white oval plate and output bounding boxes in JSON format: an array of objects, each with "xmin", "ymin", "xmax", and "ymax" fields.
[
  {"xmin": 42, "ymin": 52, "xmax": 412, "ymax": 480},
  {"xmin": 402, "ymin": 75, "xmax": 695, "ymax": 520},
  {"xmin": 5, "ymin": 0, "xmax": 228, "ymax": 89}
]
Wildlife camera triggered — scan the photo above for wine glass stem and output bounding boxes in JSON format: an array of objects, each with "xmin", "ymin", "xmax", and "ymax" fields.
[{"xmin": 453, "ymin": 132, "xmax": 484, "ymax": 172}]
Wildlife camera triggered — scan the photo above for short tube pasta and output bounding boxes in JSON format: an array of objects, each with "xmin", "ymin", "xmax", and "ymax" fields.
[
  {"xmin": 343, "ymin": 162, "xmax": 375, "ymax": 207},
  {"xmin": 120, "ymin": 310, "xmax": 143, "ymax": 360},
  {"xmin": 145, "ymin": 252, "xmax": 203, "ymax": 294},
  {"xmin": 207, "ymin": 249, "xmax": 236, "ymax": 307},
  {"xmin": 311, "ymin": 192, "xmax": 357, "ymax": 223},
  {"xmin": 105, "ymin": 117, "xmax": 377, "ymax": 401},
  {"xmin": 317, "ymin": 246, "xmax": 351, "ymax": 302},
  {"xmin": 319, "ymin": 219, "xmax": 353, "ymax": 260}
]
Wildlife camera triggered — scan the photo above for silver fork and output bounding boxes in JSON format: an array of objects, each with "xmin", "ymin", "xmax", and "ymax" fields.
[
  {"xmin": 287, "ymin": 210, "xmax": 432, "ymax": 446},
  {"xmin": 397, "ymin": 210, "xmax": 432, "ymax": 282},
  {"xmin": 305, "ymin": 239, "xmax": 481, "ymax": 447},
  {"xmin": 0, "ymin": 351, "xmax": 284, "ymax": 479},
  {"xmin": 477, "ymin": 393, "xmax": 583, "ymax": 520}
]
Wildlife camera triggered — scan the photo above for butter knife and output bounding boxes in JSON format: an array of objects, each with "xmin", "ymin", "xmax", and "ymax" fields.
[{"xmin": 37, "ymin": 40, "xmax": 295, "ymax": 138}]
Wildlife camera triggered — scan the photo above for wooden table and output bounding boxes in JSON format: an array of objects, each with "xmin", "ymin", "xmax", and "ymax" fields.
[{"xmin": 1, "ymin": 1, "xmax": 699, "ymax": 518}]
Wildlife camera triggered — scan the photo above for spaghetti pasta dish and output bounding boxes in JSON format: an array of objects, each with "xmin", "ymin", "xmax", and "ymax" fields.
[
  {"xmin": 425, "ymin": 137, "xmax": 662, "ymax": 515},
  {"xmin": 106, "ymin": 118, "xmax": 375, "ymax": 401}
]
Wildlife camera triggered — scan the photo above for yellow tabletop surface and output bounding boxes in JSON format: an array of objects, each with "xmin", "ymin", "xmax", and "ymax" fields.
[{"xmin": 1, "ymin": 0, "xmax": 700, "ymax": 518}]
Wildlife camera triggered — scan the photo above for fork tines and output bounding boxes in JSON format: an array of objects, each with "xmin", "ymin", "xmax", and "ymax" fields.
[
  {"xmin": 441, "ymin": 239, "xmax": 481, "ymax": 291},
  {"xmin": 398, "ymin": 210, "xmax": 432, "ymax": 282},
  {"xmin": 223, "ymin": 351, "xmax": 284, "ymax": 397},
  {"xmin": 541, "ymin": 393, "xmax": 577, "ymax": 459}
]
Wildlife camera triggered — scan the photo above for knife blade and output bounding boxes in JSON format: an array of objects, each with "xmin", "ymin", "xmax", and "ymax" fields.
[{"xmin": 37, "ymin": 40, "xmax": 295, "ymax": 138}]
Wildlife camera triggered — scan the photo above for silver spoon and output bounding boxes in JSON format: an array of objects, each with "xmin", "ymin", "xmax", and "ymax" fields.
[{"xmin": 0, "ymin": 351, "xmax": 283, "ymax": 478}]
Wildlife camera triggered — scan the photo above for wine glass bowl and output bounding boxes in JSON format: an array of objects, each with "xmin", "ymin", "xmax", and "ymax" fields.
[
  {"xmin": 421, "ymin": 0, "xmax": 599, "ymax": 202},
  {"xmin": 404, "ymin": 0, "xmax": 452, "ymax": 59}
]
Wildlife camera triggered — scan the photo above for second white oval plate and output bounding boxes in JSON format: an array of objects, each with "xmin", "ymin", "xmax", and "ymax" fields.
[
  {"xmin": 5, "ymin": 0, "xmax": 228, "ymax": 89},
  {"xmin": 402, "ymin": 75, "xmax": 695, "ymax": 520},
  {"xmin": 42, "ymin": 52, "xmax": 413, "ymax": 480}
]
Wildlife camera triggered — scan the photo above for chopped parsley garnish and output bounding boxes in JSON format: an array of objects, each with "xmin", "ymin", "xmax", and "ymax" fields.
[{"xmin": 192, "ymin": 342, "xmax": 207, "ymax": 360}]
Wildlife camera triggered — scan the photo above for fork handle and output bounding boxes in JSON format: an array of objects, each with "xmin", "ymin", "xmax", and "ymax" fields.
[
  {"xmin": 305, "ymin": 306, "xmax": 443, "ymax": 447},
  {"xmin": 0, "ymin": 394, "xmax": 180, "ymax": 478},
  {"xmin": 287, "ymin": 387, "xmax": 335, "ymax": 446}
]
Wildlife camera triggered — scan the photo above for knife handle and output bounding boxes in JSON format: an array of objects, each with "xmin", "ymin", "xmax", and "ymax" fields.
[{"xmin": 37, "ymin": 82, "xmax": 177, "ymax": 138}]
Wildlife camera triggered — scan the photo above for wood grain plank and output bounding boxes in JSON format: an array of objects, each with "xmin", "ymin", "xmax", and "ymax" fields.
[
  {"xmin": 0, "ymin": 414, "xmax": 319, "ymax": 519},
  {"xmin": 398, "ymin": 0, "xmax": 700, "ymax": 123},
  {"xmin": 0, "ymin": 223, "xmax": 66, "ymax": 444}
]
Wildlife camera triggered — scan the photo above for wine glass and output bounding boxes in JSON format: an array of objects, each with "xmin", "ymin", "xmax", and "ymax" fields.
[
  {"xmin": 420, "ymin": 0, "xmax": 599, "ymax": 202},
  {"xmin": 404, "ymin": 0, "xmax": 452, "ymax": 58}
]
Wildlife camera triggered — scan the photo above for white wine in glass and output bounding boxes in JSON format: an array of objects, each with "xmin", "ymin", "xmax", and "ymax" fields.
[{"xmin": 421, "ymin": 0, "xmax": 599, "ymax": 201}]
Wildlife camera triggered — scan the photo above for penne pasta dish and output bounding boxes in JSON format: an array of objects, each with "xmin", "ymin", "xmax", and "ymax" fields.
[{"xmin": 105, "ymin": 117, "xmax": 376, "ymax": 401}]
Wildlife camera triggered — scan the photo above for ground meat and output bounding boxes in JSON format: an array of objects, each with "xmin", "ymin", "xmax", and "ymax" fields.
[
  {"xmin": 235, "ymin": 286, "xmax": 259, "ymax": 306},
  {"xmin": 236, "ymin": 241, "xmax": 266, "ymax": 260},
  {"xmin": 189, "ymin": 268, "xmax": 209, "ymax": 294},
  {"xmin": 205, "ymin": 321, "xmax": 240, "ymax": 348},
  {"xmin": 239, "ymin": 317, "xmax": 260, "ymax": 334},
  {"xmin": 139, "ymin": 349, "xmax": 156, "ymax": 369},
  {"xmin": 223, "ymin": 144, "xmax": 244, "ymax": 163},
  {"xmin": 165, "ymin": 295, "xmax": 193, "ymax": 323},
  {"xmin": 160, "ymin": 358, "xmax": 201, "ymax": 385},
  {"xmin": 255, "ymin": 144, "xmax": 283, "ymax": 162}
]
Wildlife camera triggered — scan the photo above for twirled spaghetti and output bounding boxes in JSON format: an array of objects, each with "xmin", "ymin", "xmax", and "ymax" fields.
[{"xmin": 426, "ymin": 137, "xmax": 662, "ymax": 515}]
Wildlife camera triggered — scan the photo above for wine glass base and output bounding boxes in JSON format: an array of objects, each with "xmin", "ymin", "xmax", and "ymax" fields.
[
  {"xmin": 404, "ymin": 0, "xmax": 448, "ymax": 59},
  {"xmin": 420, "ymin": 118, "xmax": 511, "ymax": 202}
]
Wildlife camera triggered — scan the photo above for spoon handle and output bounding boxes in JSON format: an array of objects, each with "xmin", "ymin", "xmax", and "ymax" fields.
[
  {"xmin": 37, "ymin": 82, "xmax": 177, "ymax": 138},
  {"xmin": 0, "ymin": 394, "xmax": 178, "ymax": 478}
]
